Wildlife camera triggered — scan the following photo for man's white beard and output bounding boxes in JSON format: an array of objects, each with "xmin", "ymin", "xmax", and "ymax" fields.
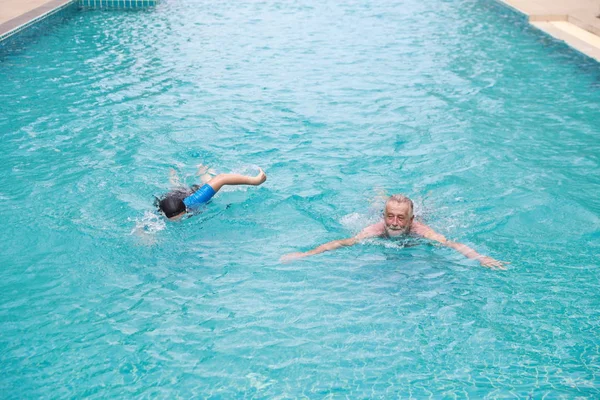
[{"xmin": 386, "ymin": 225, "xmax": 409, "ymax": 236}]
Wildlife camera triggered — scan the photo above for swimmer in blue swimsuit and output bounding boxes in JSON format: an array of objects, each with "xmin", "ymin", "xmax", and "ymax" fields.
[{"xmin": 155, "ymin": 165, "xmax": 267, "ymax": 220}]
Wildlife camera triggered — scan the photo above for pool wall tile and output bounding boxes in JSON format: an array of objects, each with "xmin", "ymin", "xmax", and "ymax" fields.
[{"xmin": 78, "ymin": 0, "xmax": 158, "ymax": 9}]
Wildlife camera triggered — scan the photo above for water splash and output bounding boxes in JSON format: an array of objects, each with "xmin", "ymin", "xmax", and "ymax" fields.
[{"xmin": 129, "ymin": 210, "xmax": 166, "ymax": 245}]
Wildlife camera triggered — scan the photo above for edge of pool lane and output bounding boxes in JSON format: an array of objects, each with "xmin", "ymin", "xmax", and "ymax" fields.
[{"xmin": 497, "ymin": 0, "xmax": 600, "ymax": 62}]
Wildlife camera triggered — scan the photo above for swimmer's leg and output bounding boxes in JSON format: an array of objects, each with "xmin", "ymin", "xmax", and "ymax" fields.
[
  {"xmin": 206, "ymin": 168, "xmax": 267, "ymax": 192},
  {"xmin": 169, "ymin": 168, "xmax": 182, "ymax": 187}
]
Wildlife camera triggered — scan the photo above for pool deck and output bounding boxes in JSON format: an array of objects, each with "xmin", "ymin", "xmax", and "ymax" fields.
[
  {"xmin": 499, "ymin": 0, "xmax": 600, "ymax": 61},
  {"xmin": 0, "ymin": 0, "xmax": 73, "ymax": 39}
]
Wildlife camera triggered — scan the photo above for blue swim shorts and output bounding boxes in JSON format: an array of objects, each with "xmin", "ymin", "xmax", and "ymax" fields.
[{"xmin": 183, "ymin": 183, "xmax": 216, "ymax": 209}]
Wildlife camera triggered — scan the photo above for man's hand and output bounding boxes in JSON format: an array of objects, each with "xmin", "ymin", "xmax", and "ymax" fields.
[
  {"xmin": 280, "ymin": 252, "xmax": 307, "ymax": 263},
  {"xmin": 478, "ymin": 256, "xmax": 509, "ymax": 270}
]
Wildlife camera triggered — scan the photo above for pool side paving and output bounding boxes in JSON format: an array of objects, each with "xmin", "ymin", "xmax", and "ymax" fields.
[
  {"xmin": 498, "ymin": 0, "xmax": 600, "ymax": 62},
  {"xmin": 0, "ymin": 0, "xmax": 73, "ymax": 39},
  {"xmin": 0, "ymin": 0, "xmax": 157, "ymax": 43}
]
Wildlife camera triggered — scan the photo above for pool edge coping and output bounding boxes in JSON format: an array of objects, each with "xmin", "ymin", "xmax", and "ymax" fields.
[
  {"xmin": 494, "ymin": 0, "xmax": 600, "ymax": 63},
  {"xmin": 0, "ymin": 0, "xmax": 76, "ymax": 43}
]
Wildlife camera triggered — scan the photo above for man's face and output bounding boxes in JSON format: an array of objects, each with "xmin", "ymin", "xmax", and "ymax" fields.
[{"xmin": 384, "ymin": 201, "xmax": 414, "ymax": 236}]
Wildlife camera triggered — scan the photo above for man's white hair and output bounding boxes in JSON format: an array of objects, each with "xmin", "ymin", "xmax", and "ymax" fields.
[{"xmin": 386, "ymin": 194, "xmax": 414, "ymax": 213}]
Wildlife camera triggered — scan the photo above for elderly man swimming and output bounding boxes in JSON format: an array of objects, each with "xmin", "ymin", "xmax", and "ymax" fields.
[{"xmin": 281, "ymin": 194, "xmax": 507, "ymax": 270}]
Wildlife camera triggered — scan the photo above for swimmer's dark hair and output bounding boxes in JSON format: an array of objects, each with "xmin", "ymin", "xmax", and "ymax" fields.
[{"xmin": 154, "ymin": 190, "xmax": 187, "ymax": 218}]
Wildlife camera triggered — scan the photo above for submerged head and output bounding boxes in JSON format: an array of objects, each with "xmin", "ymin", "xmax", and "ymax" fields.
[
  {"xmin": 383, "ymin": 194, "xmax": 414, "ymax": 236},
  {"xmin": 155, "ymin": 191, "xmax": 187, "ymax": 220}
]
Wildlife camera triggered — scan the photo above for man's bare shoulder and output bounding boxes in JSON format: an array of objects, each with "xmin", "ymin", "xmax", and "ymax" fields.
[
  {"xmin": 411, "ymin": 221, "xmax": 447, "ymax": 242},
  {"xmin": 356, "ymin": 221, "xmax": 385, "ymax": 239},
  {"xmin": 410, "ymin": 221, "xmax": 429, "ymax": 235}
]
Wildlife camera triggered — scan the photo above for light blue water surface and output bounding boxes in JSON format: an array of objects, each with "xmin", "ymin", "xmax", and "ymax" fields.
[{"xmin": 1, "ymin": 0, "xmax": 599, "ymax": 397}]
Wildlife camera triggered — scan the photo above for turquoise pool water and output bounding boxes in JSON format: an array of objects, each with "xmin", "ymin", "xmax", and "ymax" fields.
[{"xmin": 1, "ymin": 0, "xmax": 599, "ymax": 397}]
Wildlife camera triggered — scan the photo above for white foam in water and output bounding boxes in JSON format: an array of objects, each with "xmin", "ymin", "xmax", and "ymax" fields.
[
  {"xmin": 340, "ymin": 212, "xmax": 376, "ymax": 233},
  {"xmin": 246, "ymin": 373, "xmax": 275, "ymax": 391},
  {"xmin": 130, "ymin": 211, "xmax": 166, "ymax": 245},
  {"xmin": 368, "ymin": 187, "xmax": 389, "ymax": 211}
]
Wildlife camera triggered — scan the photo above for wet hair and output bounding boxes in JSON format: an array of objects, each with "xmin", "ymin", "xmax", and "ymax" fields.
[
  {"xmin": 386, "ymin": 194, "xmax": 414, "ymax": 213},
  {"xmin": 154, "ymin": 189, "xmax": 189, "ymax": 218}
]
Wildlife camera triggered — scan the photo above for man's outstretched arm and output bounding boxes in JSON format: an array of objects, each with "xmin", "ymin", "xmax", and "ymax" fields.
[
  {"xmin": 280, "ymin": 224, "xmax": 382, "ymax": 263},
  {"xmin": 280, "ymin": 237, "xmax": 359, "ymax": 262},
  {"xmin": 412, "ymin": 222, "xmax": 508, "ymax": 270}
]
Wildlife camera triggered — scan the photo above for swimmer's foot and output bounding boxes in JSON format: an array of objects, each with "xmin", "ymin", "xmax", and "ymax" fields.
[
  {"xmin": 197, "ymin": 164, "xmax": 210, "ymax": 175},
  {"xmin": 197, "ymin": 164, "xmax": 217, "ymax": 184},
  {"xmin": 200, "ymin": 174, "xmax": 213, "ymax": 184},
  {"xmin": 169, "ymin": 168, "xmax": 182, "ymax": 187},
  {"xmin": 250, "ymin": 168, "xmax": 267, "ymax": 186}
]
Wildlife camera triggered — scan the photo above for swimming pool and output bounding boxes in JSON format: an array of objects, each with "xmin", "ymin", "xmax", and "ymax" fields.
[{"xmin": 1, "ymin": 0, "xmax": 599, "ymax": 397}]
